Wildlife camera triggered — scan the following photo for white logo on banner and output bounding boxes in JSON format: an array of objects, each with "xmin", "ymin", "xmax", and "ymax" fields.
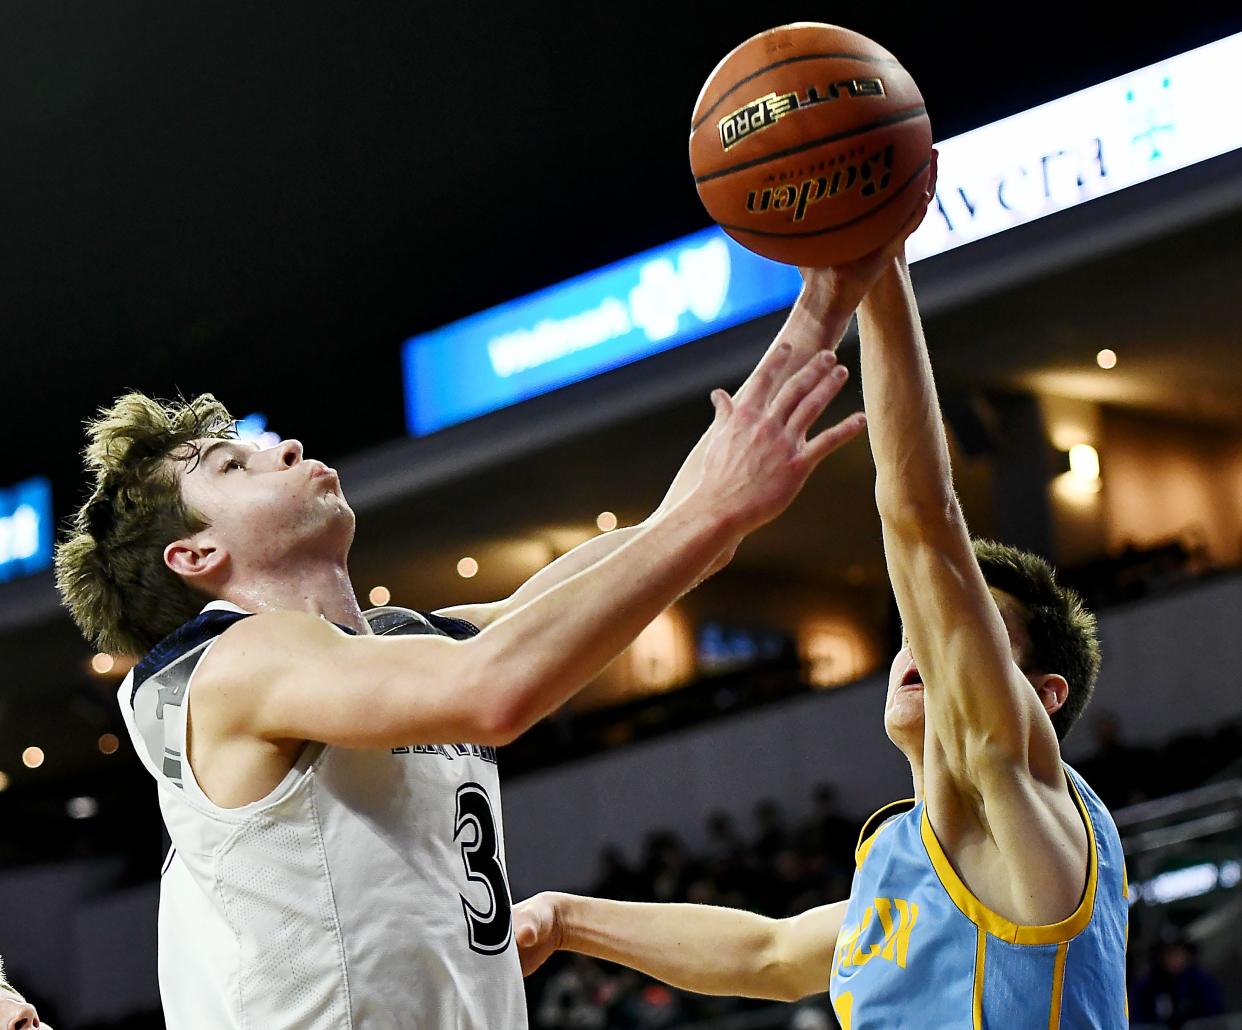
[
  {"xmin": 487, "ymin": 236, "xmax": 732, "ymax": 377},
  {"xmin": 0, "ymin": 505, "xmax": 39, "ymax": 565},
  {"xmin": 906, "ymin": 32, "xmax": 1242, "ymax": 262}
]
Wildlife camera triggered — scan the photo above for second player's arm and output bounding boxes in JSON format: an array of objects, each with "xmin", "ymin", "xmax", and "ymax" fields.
[
  {"xmin": 197, "ymin": 343, "xmax": 860, "ymax": 750},
  {"xmin": 854, "ymin": 257, "xmax": 1086, "ymax": 919},
  {"xmin": 520, "ymin": 893, "xmax": 847, "ymax": 1002},
  {"xmin": 201, "ymin": 498, "xmax": 737, "ymax": 749}
]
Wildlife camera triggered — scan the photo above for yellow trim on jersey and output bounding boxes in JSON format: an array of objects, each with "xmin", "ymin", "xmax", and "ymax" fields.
[
  {"xmin": 854, "ymin": 798, "xmax": 917, "ymax": 868},
  {"xmin": 919, "ymin": 774, "xmax": 1099, "ymax": 946},
  {"xmin": 1048, "ymin": 941, "xmax": 1068, "ymax": 1028},
  {"xmin": 972, "ymin": 927, "xmax": 986, "ymax": 1029}
]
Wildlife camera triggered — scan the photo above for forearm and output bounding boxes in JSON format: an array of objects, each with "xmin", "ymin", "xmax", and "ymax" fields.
[
  {"xmin": 504, "ymin": 525, "xmax": 643, "ymax": 608},
  {"xmin": 471, "ymin": 499, "xmax": 734, "ymax": 733},
  {"xmin": 558, "ymin": 895, "xmax": 796, "ymax": 1001},
  {"xmin": 657, "ymin": 281, "xmax": 857, "ymax": 518},
  {"xmin": 856, "ymin": 258, "xmax": 955, "ymax": 516}
]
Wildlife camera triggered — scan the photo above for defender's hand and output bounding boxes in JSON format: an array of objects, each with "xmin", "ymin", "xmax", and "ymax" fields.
[
  {"xmin": 801, "ymin": 149, "xmax": 939, "ymax": 306},
  {"xmin": 514, "ymin": 893, "xmax": 566, "ymax": 978},
  {"xmin": 694, "ymin": 342, "xmax": 865, "ymax": 538}
]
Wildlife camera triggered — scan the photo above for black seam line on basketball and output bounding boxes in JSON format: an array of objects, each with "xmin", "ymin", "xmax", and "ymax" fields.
[
  {"xmin": 716, "ymin": 156, "xmax": 932, "ymax": 238},
  {"xmin": 691, "ymin": 52, "xmax": 905, "ymax": 133},
  {"xmin": 693, "ymin": 107, "xmax": 927, "ymax": 184}
]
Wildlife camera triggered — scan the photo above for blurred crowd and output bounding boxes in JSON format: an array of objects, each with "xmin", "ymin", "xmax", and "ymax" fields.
[
  {"xmin": 526, "ymin": 785, "xmax": 859, "ymax": 1030},
  {"xmin": 527, "ymin": 710, "xmax": 1242, "ymax": 1030}
]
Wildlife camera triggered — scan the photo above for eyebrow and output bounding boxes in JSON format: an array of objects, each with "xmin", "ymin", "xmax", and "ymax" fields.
[{"xmin": 199, "ymin": 439, "xmax": 260, "ymax": 468}]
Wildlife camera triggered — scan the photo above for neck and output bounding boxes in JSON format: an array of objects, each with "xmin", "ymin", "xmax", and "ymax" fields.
[{"xmin": 214, "ymin": 558, "xmax": 370, "ymax": 635}]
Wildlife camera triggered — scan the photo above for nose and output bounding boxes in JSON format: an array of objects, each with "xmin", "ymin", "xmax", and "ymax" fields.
[
  {"xmin": 277, "ymin": 439, "xmax": 303, "ymax": 468},
  {"xmin": 6, "ymin": 1001, "xmax": 38, "ymax": 1029}
]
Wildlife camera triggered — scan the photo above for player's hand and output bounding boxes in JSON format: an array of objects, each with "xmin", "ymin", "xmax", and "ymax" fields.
[
  {"xmin": 693, "ymin": 343, "xmax": 865, "ymax": 537},
  {"xmin": 514, "ymin": 892, "xmax": 565, "ymax": 977},
  {"xmin": 0, "ymin": 991, "xmax": 42, "ymax": 1029},
  {"xmin": 800, "ymin": 148, "xmax": 939, "ymax": 307}
]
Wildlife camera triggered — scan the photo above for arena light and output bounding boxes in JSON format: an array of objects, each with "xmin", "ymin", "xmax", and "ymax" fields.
[
  {"xmin": 457, "ymin": 557, "xmax": 479, "ymax": 579},
  {"xmin": 596, "ymin": 511, "xmax": 618, "ymax": 532},
  {"xmin": 1132, "ymin": 860, "xmax": 1242, "ymax": 906},
  {"xmin": 0, "ymin": 477, "xmax": 53, "ymax": 583},
  {"xmin": 21, "ymin": 746, "xmax": 44, "ymax": 770},
  {"xmin": 1096, "ymin": 349, "xmax": 1118, "ymax": 369},
  {"xmin": 369, "ymin": 585, "xmax": 391, "ymax": 606},
  {"xmin": 402, "ymin": 32, "xmax": 1242, "ymax": 437},
  {"xmin": 66, "ymin": 796, "xmax": 99, "ymax": 820},
  {"xmin": 1068, "ymin": 444, "xmax": 1100, "ymax": 482},
  {"xmin": 91, "ymin": 653, "xmax": 115, "ymax": 675},
  {"xmin": 98, "ymin": 733, "xmax": 120, "ymax": 756},
  {"xmin": 0, "ymin": 771, "xmax": 8, "ymax": 792}
]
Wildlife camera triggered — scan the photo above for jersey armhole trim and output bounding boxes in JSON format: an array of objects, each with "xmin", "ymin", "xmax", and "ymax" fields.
[
  {"xmin": 177, "ymin": 636, "xmax": 324, "ymax": 820},
  {"xmin": 854, "ymin": 797, "xmax": 917, "ymax": 868},
  {"xmin": 919, "ymin": 772, "xmax": 1098, "ymax": 946}
]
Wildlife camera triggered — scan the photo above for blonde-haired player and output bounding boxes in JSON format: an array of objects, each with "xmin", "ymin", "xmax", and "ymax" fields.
[{"xmin": 54, "ymin": 284, "xmax": 868, "ymax": 1026}]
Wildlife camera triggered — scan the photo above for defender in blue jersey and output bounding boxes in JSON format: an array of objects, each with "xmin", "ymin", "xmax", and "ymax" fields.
[{"xmin": 514, "ymin": 154, "xmax": 1128, "ymax": 1028}]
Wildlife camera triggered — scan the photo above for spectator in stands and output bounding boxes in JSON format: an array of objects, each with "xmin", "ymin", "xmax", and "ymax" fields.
[
  {"xmin": 1075, "ymin": 711, "xmax": 1151, "ymax": 809},
  {"xmin": 1131, "ymin": 934, "xmax": 1226, "ymax": 1028},
  {"xmin": 0, "ymin": 957, "xmax": 47, "ymax": 1030},
  {"xmin": 753, "ymin": 799, "xmax": 789, "ymax": 856}
]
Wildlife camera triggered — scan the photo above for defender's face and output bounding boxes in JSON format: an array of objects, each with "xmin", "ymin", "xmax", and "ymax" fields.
[
  {"xmin": 172, "ymin": 436, "xmax": 353, "ymax": 575},
  {"xmin": 883, "ymin": 637, "xmax": 926, "ymax": 754},
  {"xmin": 882, "ymin": 589, "xmax": 1030, "ymax": 758}
]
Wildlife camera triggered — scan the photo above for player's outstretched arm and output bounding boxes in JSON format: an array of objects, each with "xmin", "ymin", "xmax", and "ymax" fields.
[
  {"xmin": 847, "ymin": 156, "xmax": 1088, "ymax": 923},
  {"xmin": 514, "ymin": 892, "xmax": 846, "ymax": 1003},
  {"xmin": 194, "ymin": 344, "xmax": 864, "ymax": 750},
  {"xmin": 439, "ymin": 274, "xmax": 874, "ymax": 632}
]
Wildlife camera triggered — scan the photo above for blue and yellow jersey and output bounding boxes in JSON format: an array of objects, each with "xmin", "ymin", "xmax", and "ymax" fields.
[{"xmin": 828, "ymin": 765, "xmax": 1128, "ymax": 1029}]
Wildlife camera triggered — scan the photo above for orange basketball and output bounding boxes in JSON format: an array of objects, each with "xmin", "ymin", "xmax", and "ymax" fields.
[{"xmin": 689, "ymin": 23, "xmax": 933, "ymax": 268}]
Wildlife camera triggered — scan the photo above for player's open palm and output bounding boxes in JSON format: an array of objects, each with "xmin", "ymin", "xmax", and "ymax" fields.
[
  {"xmin": 696, "ymin": 342, "xmax": 865, "ymax": 537},
  {"xmin": 513, "ymin": 893, "xmax": 564, "ymax": 977}
]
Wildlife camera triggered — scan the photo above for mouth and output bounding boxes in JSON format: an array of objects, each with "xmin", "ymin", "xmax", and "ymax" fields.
[
  {"xmin": 898, "ymin": 664, "xmax": 923, "ymax": 692},
  {"xmin": 309, "ymin": 463, "xmax": 338, "ymax": 481}
]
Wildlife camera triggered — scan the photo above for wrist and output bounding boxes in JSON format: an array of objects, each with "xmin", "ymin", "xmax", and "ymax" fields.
[
  {"xmin": 794, "ymin": 278, "xmax": 860, "ymax": 332},
  {"xmin": 552, "ymin": 891, "xmax": 579, "ymax": 952},
  {"xmin": 673, "ymin": 490, "xmax": 745, "ymax": 548},
  {"xmin": 858, "ymin": 257, "xmax": 908, "ymax": 314}
]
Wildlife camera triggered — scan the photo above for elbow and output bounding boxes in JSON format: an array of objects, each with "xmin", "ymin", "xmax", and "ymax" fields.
[
  {"xmin": 874, "ymin": 486, "xmax": 960, "ymax": 538},
  {"xmin": 471, "ymin": 694, "xmax": 529, "ymax": 747},
  {"xmin": 959, "ymin": 725, "xmax": 1029, "ymax": 782},
  {"xmin": 456, "ymin": 641, "xmax": 532, "ymax": 746},
  {"xmin": 760, "ymin": 927, "xmax": 815, "ymax": 1004}
]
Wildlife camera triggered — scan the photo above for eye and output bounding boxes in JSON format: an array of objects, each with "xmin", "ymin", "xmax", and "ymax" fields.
[{"xmin": 222, "ymin": 458, "xmax": 245, "ymax": 472}]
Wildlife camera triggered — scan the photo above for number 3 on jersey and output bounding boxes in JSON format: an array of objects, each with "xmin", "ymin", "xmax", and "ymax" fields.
[{"xmin": 454, "ymin": 782, "xmax": 514, "ymax": 954}]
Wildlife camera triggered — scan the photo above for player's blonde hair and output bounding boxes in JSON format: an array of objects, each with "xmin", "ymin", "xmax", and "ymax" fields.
[{"xmin": 54, "ymin": 391, "xmax": 237, "ymax": 657}]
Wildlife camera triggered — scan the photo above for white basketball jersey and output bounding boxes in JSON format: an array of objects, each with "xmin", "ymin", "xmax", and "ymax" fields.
[{"xmin": 118, "ymin": 600, "xmax": 528, "ymax": 1029}]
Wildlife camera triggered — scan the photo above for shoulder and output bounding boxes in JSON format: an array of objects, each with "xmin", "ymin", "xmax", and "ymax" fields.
[{"xmin": 368, "ymin": 605, "xmax": 482, "ymax": 640}]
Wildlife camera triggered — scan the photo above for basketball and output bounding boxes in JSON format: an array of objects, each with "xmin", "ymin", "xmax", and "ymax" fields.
[{"xmin": 689, "ymin": 23, "xmax": 933, "ymax": 267}]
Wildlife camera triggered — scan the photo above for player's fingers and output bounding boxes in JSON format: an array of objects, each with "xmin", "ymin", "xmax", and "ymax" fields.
[
  {"xmin": 788, "ymin": 363, "xmax": 850, "ymax": 438},
  {"xmin": 804, "ymin": 411, "xmax": 867, "ymax": 466},
  {"xmin": 770, "ymin": 350, "xmax": 837, "ymax": 423},
  {"xmin": 741, "ymin": 341, "xmax": 793, "ymax": 407},
  {"xmin": 709, "ymin": 388, "xmax": 734, "ymax": 429}
]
